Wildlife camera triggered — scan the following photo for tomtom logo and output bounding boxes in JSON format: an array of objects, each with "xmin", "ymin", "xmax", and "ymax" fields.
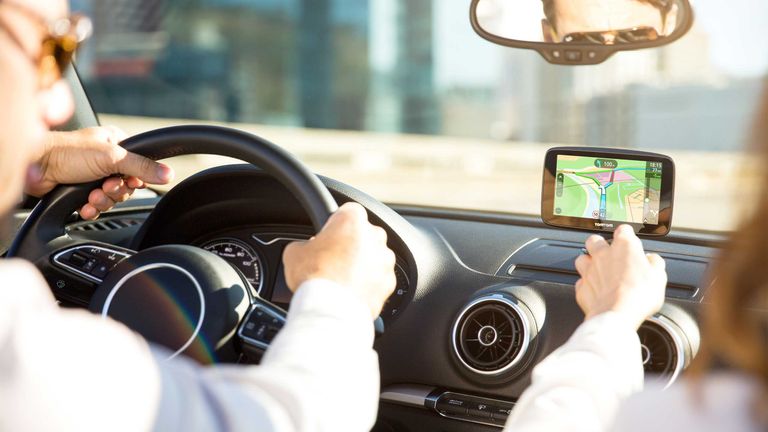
[{"xmin": 594, "ymin": 222, "xmax": 615, "ymax": 228}]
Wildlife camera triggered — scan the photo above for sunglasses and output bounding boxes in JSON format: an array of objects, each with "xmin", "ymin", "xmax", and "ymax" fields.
[
  {"xmin": 0, "ymin": 1, "xmax": 92, "ymax": 88},
  {"xmin": 562, "ymin": 26, "xmax": 659, "ymax": 45}
]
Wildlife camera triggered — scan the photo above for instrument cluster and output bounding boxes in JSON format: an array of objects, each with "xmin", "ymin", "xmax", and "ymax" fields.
[{"xmin": 197, "ymin": 228, "xmax": 411, "ymax": 323}]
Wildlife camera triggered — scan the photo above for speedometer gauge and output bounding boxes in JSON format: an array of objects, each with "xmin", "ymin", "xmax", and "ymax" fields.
[{"xmin": 203, "ymin": 239, "xmax": 263, "ymax": 295}]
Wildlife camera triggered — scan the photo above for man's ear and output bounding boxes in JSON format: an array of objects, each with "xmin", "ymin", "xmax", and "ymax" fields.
[{"xmin": 541, "ymin": 19, "xmax": 556, "ymax": 42}]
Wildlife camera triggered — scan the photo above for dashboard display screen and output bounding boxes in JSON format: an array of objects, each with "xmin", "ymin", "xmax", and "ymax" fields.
[
  {"xmin": 553, "ymin": 155, "xmax": 662, "ymax": 224},
  {"xmin": 542, "ymin": 147, "xmax": 674, "ymax": 236}
]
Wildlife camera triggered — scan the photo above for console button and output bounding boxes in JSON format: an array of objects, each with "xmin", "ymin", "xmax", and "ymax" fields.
[
  {"xmin": 436, "ymin": 397, "xmax": 468, "ymax": 416},
  {"xmin": 467, "ymin": 401, "xmax": 492, "ymax": 420},
  {"xmin": 491, "ymin": 405, "xmax": 513, "ymax": 424}
]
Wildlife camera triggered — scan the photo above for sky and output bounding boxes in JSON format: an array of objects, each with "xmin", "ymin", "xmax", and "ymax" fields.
[{"xmin": 694, "ymin": 0, "xmax": 768, "ymax": 77}]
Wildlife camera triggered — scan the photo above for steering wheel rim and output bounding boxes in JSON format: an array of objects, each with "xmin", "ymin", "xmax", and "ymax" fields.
[{"xmin": 8, "ymin": 125, "xmax": 338, "ymax": 260}]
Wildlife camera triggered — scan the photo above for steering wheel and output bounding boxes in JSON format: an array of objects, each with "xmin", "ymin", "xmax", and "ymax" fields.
[{"xmin": 8, "ymin": 125, "xmax": 338, "ymax": 363}]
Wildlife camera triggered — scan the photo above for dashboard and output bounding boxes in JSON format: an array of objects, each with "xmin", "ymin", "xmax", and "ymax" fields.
[{"xmin": 35, "ymin": 164, "xmax": 725, "ymax": 432}]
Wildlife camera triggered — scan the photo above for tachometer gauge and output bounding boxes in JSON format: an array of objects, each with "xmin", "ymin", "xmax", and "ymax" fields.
[{"xmin": 203, "ymin": 239, "xmax": 263, "ymax": 295}]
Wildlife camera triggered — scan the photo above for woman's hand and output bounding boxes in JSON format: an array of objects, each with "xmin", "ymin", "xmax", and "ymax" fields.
[
  {"xmin": 574, "ymin": 224, "xmax": 667, "ymax": 329},
  {"xmin": 25, "ymin": 126, "xmax": 174, "ymax": 220}
]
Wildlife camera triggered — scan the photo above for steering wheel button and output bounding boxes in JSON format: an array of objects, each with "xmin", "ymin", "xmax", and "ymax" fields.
[
  {"xmin": 69, "ymin": 253, "xmax": 88, "ymax": 268},
  {"xmin": 264, "ymin": 327, "xmax": 280, "ymax": 342},
  {"xmin": 91, "ymin": 263, "xmax": 110, "ymax": 279},
  {"xmin": 82, "ymin": 259, "xmax": 97, "ymax": 272}
]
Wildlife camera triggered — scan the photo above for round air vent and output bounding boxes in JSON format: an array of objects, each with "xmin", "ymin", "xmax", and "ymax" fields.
[
  {"xmin": 638, "ymin": 316, "xmax": 688, "ymax": 389},
  {"xmin": 452, "ymin": 296, "xmax": 531, "ymax": 375}
]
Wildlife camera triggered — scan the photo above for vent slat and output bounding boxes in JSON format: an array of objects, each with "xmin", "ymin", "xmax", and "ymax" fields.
[{"xmin": 68, "ymin": 217, "xmax": 141, "ymax": 233}]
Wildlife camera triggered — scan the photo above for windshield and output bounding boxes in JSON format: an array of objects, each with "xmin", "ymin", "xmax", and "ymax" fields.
[{"xmin": 72, "ymin": 0, "xmax": 768, "ymax": 232}]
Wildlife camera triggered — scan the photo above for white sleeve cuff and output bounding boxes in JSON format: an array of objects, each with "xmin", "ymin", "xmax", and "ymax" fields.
[{"xmin": 281, "ymin": 278, "xmax": 375, "ymax": 348}]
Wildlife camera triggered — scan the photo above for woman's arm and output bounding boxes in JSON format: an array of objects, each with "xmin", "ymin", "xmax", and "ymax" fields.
[
  {"xmin": 504, "ymin": 225, "xmax": 668, "ymax": 432},
  {"xmin": 505, "ymin": 312, "xmax": 643, "ymax": 431}
]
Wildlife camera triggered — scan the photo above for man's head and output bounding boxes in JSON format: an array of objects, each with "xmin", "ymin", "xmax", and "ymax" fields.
[
  {"xmin": 0, "ymin": 0, "xmax": 74, "ymax": 216},
  {"xmin": 541, "ymin": 0, "xmax": 677, "ymax": 43}
]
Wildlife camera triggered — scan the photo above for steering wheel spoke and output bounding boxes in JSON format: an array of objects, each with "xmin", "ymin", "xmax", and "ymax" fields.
[
  {"xmin": 52, "ymin": 244, "xmax": 134, "ymax": 283},
  {"xmin": 41, "ymin": 243, "xmax": 133, "ymax": 306},
  {"xmin": 238, "ymin": 300, "xmax": 287, "ymax": 352}
]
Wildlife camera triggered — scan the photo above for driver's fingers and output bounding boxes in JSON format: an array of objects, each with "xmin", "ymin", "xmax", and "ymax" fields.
[
  {"xmin": 125, "ymin": 176, "xmax": 145, "ymax": 189},
  {"xmin": 79, "ymin": 203, "xmax": 99, "ymax": 220},
  {"xmin": 114, "ymin": 151, "xmax": 174, "ymax": 185},
  {"xmin": 88, "ymin": 188, "xmax": 117, "ymax": 213},
  {"xmin": 585, "ymin": 234, "xmax": 610, "ymax": 256},
  {"xmin": 371, "ymin": 225, "xmax": 388, "ymax": 244},
  {"xmin": 102, "ymin": 177, "xmax": 133, "ymax": 203}
]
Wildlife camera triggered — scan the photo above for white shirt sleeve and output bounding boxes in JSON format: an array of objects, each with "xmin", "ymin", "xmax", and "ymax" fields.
[
  {"xmin": 504, "ymin": 312, "xmax": 644, "ymax": 432},
  {"xmin": 0, "ymin": 260, "xmax": 378, "ymax": 432},
  {"xmin": 151, "ymin": 278, "xmax": 379, "ymax": 432},
  {"xmin": 0, "ymin": 259, "xmax": 162, "ymax": 432}
]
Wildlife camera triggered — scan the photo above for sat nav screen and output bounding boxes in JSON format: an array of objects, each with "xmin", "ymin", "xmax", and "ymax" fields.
[{"xmin": 553, "ymin": 155, "xmax": 663, "ymax": 225}]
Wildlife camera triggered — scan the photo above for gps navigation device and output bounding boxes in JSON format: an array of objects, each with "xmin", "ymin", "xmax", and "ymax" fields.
[{"xmin": 542, "ymin": 147, "xmax": 675, "ymax": 236}]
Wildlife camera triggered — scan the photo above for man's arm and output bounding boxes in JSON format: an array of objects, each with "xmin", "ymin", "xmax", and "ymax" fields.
[
  {"xmin": 0, "ymin": 260, "xmax": 163, "ymax": 432},
  {"xmin": 1, "ymin": 202, "xmax": 395, "ymax": 432},
  {"xmin": 152, "ymin": 279, "xmax": 379, "ymax": 432},
  {"xmin": 142, "ymin": 202, "xmax": 396, "ymax": 431}
]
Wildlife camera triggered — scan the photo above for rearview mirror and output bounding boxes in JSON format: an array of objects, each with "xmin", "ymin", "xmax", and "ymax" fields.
[{"xmin": 470, "ymin": 0, "xmax": 694, "ymax": 65}]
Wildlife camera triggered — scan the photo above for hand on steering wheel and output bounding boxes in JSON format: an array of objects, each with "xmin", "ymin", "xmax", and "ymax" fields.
[{"xmin": 25, "ymin": 126, "xmax": 175, "ymax": 220}]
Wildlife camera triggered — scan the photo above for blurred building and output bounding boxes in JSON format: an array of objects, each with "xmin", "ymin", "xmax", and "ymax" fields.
[{"xmin": 73, "ymin": 0, "xmax": 766, "ymax": 153}]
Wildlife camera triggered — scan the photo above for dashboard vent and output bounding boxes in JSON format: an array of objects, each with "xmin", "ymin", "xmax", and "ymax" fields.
[
  {"xmin": 638, "ymin": 317, "xmax": 685, "ymax": 388},
  {"xmin": 68, "ymin": 217, "xmax": 142, "ymax": 233},
  {"xmin": 452, "ymin": 296, "xmax": 530, "ymax": 375}
]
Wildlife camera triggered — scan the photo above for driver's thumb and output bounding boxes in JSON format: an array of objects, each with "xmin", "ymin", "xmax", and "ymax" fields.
[{"xmin": 115, "ymin": 151, "xmax": 174, "ymax": 185}]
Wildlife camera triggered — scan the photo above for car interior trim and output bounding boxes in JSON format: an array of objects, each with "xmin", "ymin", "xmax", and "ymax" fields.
[{"xmin": 250, "ymin": 234, "xmax": 307, "ymax": 246}]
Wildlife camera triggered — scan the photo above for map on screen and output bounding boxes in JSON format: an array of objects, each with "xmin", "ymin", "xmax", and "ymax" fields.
[{"xmin": 553, "ymin": 155, "xmax": 662, "ymax": 224}]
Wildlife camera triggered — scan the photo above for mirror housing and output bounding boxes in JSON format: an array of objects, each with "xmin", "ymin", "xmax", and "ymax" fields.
[{"xmin": 470, "ymin": 0, "xmax": 694, "ymax": 65}]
